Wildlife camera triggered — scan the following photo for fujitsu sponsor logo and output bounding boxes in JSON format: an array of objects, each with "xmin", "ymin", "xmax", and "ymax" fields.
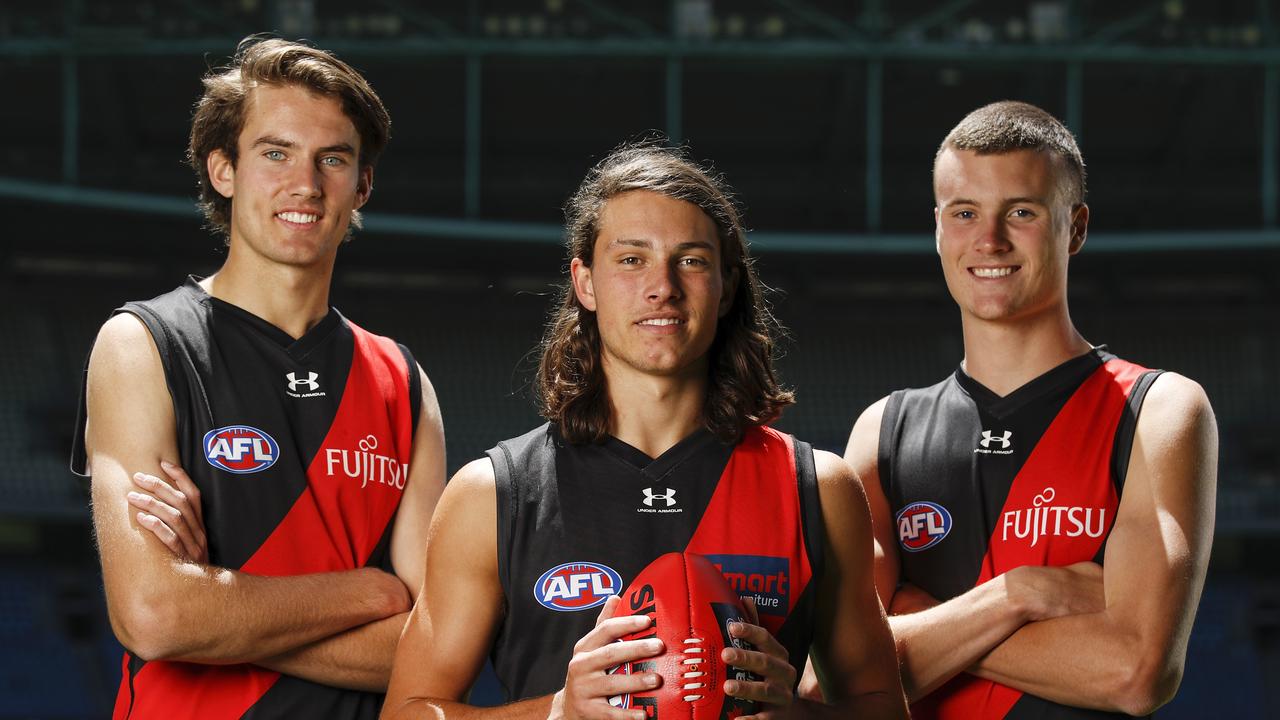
[
  {"xmin": 1001, "ymin": 487, "xmax": 1107, "ymax": 547},
  {"xmin": 324, "ymin": 434, "xmax": 407, "ymax": 490}
]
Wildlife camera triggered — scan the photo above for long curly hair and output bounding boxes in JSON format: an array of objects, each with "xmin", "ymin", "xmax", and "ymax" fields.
[{"xmin": 537, "ymin": 141, "xmax": 794, "ymax": 445}]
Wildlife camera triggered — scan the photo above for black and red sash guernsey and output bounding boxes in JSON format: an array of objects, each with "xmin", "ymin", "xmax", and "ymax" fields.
[
  {"xmin": 488, "ymin": 424, "xmax": 824, "ymax": 702},
  {"xmin": 71, "ymin": 278, "xmax": 420, "ymax": 719},
  {"xmin": 879, "ymin": 348, "xmax": 1162, "ymax": 720}
]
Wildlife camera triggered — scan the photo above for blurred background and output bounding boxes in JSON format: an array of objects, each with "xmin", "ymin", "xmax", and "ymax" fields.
[{"xmin": 1, "ymin": 0, "xmax": 1277, "ymax": 716}]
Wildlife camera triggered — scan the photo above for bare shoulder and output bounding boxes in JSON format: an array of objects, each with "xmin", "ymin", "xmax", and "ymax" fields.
[
  {"xmin": 428, "ymin": 458, "xmax": 498, "ymax": 540},
  {"xmin": 813, "ymin": 449, "xmax": 873, "ymax": 531},
  {"xmin": 89, "ymin": 312, "xmax": 161, "ymax": 376},
  {"xmin": 448, "ymin": 457, "xmax": 497, "ymax": 493},
  {"xmin": 845, "ymin": 395, "xmax": 891, "ymax": 480},
  {"xmin": 852, "ymin": 396, "xmax": 891, "ymax": 438},
  {"xmin": 415, "ymin": 363, "xmax": 443, "ymax": 423},
  {"xmin": 84, "ymin": 312, "xmax": 174, "ymax": 471},
  {"xmin": 1138, "ymin": 372, "xmax": 1215, "ymax": 432},
  {"xmin": 815, "ymin": 449, "xmax": 860, "ymax": 489}
]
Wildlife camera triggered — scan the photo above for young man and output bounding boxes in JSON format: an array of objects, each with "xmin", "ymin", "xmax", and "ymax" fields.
[
  {"xmin": 72, "ymin": 37, "xmax": 446, "ymax": 718},
  {"xmin": 381, "ymin": 144, "xmax": 907, "ymax": 720},
  {"xmin": 830, "ymin": 101, "xmax": 1217, "ymax": 718}
]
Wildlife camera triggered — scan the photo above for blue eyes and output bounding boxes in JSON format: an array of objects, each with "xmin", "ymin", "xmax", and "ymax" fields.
[
  {"xmin": 262, "ymin": 150, "xmax": 345, "ymax": 167},
  {"xmin": 618, "ymin": 256, "xmax": 710, "ymax": 267},
  {"xmin": 952, "ymin": 209, "xmax": 1035, "ymax": 220}
]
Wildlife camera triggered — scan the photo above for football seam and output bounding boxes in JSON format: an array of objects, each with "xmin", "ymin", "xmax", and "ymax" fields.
[{"xmin": 680, "ymin": 553, "xmax": 706, "ymax": 706}]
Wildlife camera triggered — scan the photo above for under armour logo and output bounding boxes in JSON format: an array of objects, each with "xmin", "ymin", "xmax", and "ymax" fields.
[
  {"xmin": 642, "ymin": 487, "xmax": 677, "ymax": 507},
  {"xmin": 286, "ymin": 371, "xmax": 320, "ymax": 392},
  {"xmin": 979, "ymin": 430, "xmax": 1012, "ymax": 449}
]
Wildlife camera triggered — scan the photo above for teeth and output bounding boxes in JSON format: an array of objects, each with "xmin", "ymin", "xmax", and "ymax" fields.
[
  {"xmin": 639, "ymin": 318, "xmax": 683, "ymax": 326},
  {"xmin": 277, "ymin": 211, "xmax": 318, "ymax": 224},
  {"xmin": 972, "ymin": 266, "xmax": 1015, "ymax": 278}
]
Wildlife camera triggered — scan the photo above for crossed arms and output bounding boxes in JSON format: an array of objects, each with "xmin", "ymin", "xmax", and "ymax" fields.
[
  {"xmin": 84, "ymin": 312, "xmax": 446, "ymax": 691},
  {"xmin": 852, "ymin": 373, "xmax": 1217, "ymax": 715}
]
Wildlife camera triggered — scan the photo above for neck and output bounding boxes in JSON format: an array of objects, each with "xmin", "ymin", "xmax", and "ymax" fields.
[
  {"xmin": 202, "ymin": 244, "xmax": 336, "ymax": 340},
  {"xmin": 959, "ymin": 304, "xmax": 1091, "ymax": 396},
  {"xmin": 604, "ymin": 357, "xmax": 709, "ymax": 459}
]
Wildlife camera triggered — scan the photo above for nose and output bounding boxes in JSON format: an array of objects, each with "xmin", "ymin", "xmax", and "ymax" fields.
[
  {"xmin": 646, "ymin": 262, "xmax": 682, "ymax": 303},
  {"xmin": 287, "ymin": 161, "xmax": 323, "ymax": 199},
  {"xmin": 973, "ymin": 216, "xmax": 1011, "ymax": 254}
]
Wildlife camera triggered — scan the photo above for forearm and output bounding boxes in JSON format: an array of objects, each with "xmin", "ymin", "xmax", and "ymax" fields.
[
  {"xmin": 888, "ymin": 577, "xmax": 1027, "ymax": 702},
  {"xmin": 970, "ymin": 609, "xmax": 1163, "ymax": 714},
  {"xmin": 117, "ymin": 564, "xmax": 406, "ymax": 664},
  {"xmin": 258, "ymin": 610, "xmax": 409, "ymax": 692},
  {"xmin": 384, "ymin": 693, "xmax": 552, "ymax": 720}
]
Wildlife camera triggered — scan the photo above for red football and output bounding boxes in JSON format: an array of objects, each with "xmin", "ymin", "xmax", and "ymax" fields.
[{"xmin": 606, "ymin": 552, "xmax": 759, "ymax": 720}]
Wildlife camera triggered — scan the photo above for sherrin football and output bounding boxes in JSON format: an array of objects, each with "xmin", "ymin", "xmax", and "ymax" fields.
[{"xmin": 606, "ymin": 552, "xmax": 759, "ymax": 720}]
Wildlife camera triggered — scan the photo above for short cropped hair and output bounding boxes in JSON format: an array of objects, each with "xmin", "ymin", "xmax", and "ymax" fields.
[
  {"xmin": 935, "ymin": 100, "xmax": 1086, "ymax": 205},
  {"xmin": 536, "ymin": 141, "xmax": 794, "ymax": 444},
  {"xmin": 188, "ymin": 36, "xmax": 391, "ymax": 238}
]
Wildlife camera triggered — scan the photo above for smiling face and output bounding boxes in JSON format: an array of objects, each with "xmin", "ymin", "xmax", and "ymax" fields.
[
  {"xmin": 933, "ymin": 147, "xmax": 1089, "ymax": 325},
  {"xmin": 571, "ymin": 190, "xmax": 737, "ymax": 381},
  {"xmin": 207, "ymin": 83, "xmax": 371, "ymax": 269}
]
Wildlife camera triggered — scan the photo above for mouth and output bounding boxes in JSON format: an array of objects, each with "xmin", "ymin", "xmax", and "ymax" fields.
[
  {"xmin": 637, "ymin": 317, "xmax": 685, "ymax": 327},
  {"xmin": 969, "ymin": 266, "xmax": 1019, "ymax": 278},
  {"xmin": 276, "ymin": 211, "xmax": 321, "ymax": 226}
]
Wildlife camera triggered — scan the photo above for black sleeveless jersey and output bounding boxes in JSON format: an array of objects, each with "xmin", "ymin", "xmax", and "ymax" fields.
[
  {"xmin": 879, "ymin": 347, "xmax": 1161, "ymax": 720},
  {"xmin": 71, "ymin": 278, "xmax": 421, "ymax": 720},
  {"xmin": 487, "ymin": 423, "xmax": 825, "ymax": 703}
]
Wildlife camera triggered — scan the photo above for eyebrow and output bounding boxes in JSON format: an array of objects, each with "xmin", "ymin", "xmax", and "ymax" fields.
[
  {"xmin": 606, "ymin": 238, "xmax": 717, "ymax": 253},
  {"xmin": 947, "ymin": 196, "xmax": 1048, "ymax": 207},
  {"xmin": 252, "ymin": 136, "xmax": 356, "ymax": 155}
]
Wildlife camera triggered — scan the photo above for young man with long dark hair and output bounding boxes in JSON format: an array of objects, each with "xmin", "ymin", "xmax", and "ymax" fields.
[{"xmin": 383, "ymin": 142, "xmax": 906, "ymax": 720}]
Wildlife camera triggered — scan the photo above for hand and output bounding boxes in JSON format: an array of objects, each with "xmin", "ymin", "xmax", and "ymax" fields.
[
  {"xmin": 1006, "ymin": 562, "xmax": 1104, "ymax": 622},
  {"xmin": 551, "ymin": 595, "xmax": 664, "ymax": 720},
  {"xmin": 722, "ymin": 597, "xmax": 796, "ymax": 717},
  {"xmin": 127, "ymin": 460, "xmax": 208, "ymax": 564}
]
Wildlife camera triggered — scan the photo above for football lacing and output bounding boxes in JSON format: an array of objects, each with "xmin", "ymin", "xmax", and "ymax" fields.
[{"xmin": 681, "ymin": 638, "xmax": 706, "ymax": 701}]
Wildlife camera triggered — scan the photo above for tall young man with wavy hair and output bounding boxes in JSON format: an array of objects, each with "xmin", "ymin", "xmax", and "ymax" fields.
[
  {"xmin": 74, "ymin": 37, "xmax": 445, "ymax": 718},
  {"xmin": 383, "ymin": 142, "xmax": 906, "ymax": 720}
]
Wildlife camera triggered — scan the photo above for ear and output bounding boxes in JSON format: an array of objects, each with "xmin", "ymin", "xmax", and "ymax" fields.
[
  {"xmin": 1068, "ymin": 203, "xmax": 1089, "ymax": 255},
  {"xmin": 718, "ymin": 264, "xmax": 740, "ymax": 319},
  {"xmin": 354, "ymin": 165, "xmax": 374, "ymax": 210},
  {"xmin": 934, "ymin": 206, "xmax": 942, "ymax": 255},
  {"xmin": 207, "ymin": 149, "xmax": 235, "ymax": 199},
  {"xmin": 570, "ymin": 257, "xmax": 597, "ymax": 312}
]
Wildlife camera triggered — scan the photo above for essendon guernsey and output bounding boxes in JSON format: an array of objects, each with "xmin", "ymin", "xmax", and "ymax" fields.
[
  {"xmin": 489, "ymin": 424, "xmax": 824, "ymax": 702},
  {"xmin": 879, "ymin": 347, "xmax": 1162, "ymax": 720},
  {"xmin": 72, "ymin": 278, "xmax": 421, "ymax": 719}
]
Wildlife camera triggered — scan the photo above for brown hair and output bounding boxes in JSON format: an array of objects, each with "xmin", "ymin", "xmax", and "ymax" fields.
[
  {"xmin": 537, "ymin": 141, "xmax": 794, "ymax": 445},
  {"xmin": 935, "ymin": 100, "xmax": 1086, "ymax": 205},
  {"xmin": 188, "ymin": 35, "xmax": 391, "ymax": 238}
]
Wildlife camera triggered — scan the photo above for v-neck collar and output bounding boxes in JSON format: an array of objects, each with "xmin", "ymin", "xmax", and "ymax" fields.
[
  {"xmin": 600, "ymin": 427, "xmax": 721, "ymax": 482},
  {"xmin": 955, "ymin": 346, "xmax": 1110, "ymax": 420},
  {"xmin": 186, "ymin": 276, "xmax": 343, "ymax": 359}
]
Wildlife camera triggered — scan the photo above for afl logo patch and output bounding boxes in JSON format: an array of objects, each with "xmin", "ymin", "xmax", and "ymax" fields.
[
  {"xmin": 203, "ymin": 425, "xmax": 279, "ymax": 474},
  {"xmin": 897, "ymin": 501, "xmax": 952, "ymax": 552},
  {"xmin": 534, "ymin": 562, "xmax": 622, "ymax": 612}
]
